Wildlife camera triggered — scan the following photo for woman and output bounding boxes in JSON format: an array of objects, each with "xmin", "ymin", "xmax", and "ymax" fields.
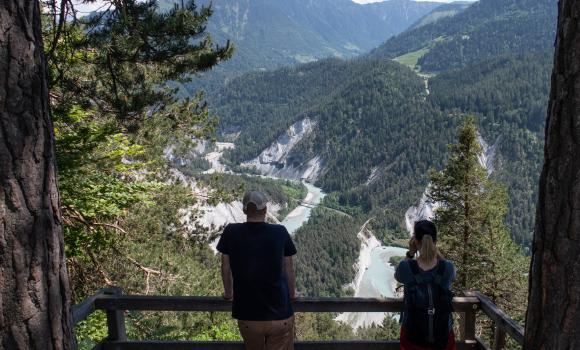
[{"xmin": 395, "ymin": 220, "xmax": 456, "ymax": 350}]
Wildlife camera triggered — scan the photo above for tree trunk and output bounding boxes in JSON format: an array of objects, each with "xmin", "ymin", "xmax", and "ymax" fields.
[
  {"xmin": 524, "ymin": 0, "xmax": 580, "ymax": 349},
  {"xmin": 0, "ymin": 1, "xmax": 75, "ymax": 349}
]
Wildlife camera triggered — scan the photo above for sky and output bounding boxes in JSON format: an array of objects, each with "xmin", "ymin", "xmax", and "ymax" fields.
[{"xmin": 73, "ymin": 1, "xmax": 110, "ymax": 15}]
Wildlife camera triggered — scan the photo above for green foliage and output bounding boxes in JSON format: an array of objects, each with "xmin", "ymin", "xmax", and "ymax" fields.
[
  {"xmin": 53, "ymin": 105, "xmax": 164, "ymax": 260},
  {"xmin": 46, "ymin": 0, "xmax": 232, "ymax": 122},
  {"xmin": 75, "ymin": 311, "xmax": 108, "ymax": 350},
  {"xmin": 393, "ymin": 47, "xmax": 430, "ymax": 71},
  {"xmin": 42, "ymin": 0, "xmax": 229, "ymax": 281},
  {"xmin": 356, "ymin": 316, "xmax": 401, "ymax": 341},
  {"xmin": 429, "ymin": 53, "xmax": 552, "ymax": 247},
  {"xmin": 428, "ymin": 117, "xmax": 528, "ymax": 316},
  {"xmin": 295, "ymin": 313, "xmax": 354, "ymax": 340},
  {"xmin": 214, "ymin": 48, "xmax": 550, "ymax": 249},
  {"xmin": 409, "ymin": 2, "xmax": 471, "ymax": 31},
  {"xmin": 76, "ymin": 194, "xmax": 239, "ymax": 342},
  {"xmin": 294, "ymin": 209, "xmax": 362, "ymax": 297},
  {"xmin": 372, "ymin": 0, "xmax": 557, "ymax": 73},
  {"xmin": 41, "ymin": 0, "xmax": 240, "ymax": 344},
  {"xmin": 44, "ymin": 0, "xmax": 551, "ymax": 343},
  {"xmin": 428, "ymin": 117, "xmax": 489, "ymax": 289},
  {"xmin": 213, "ymin": 58, "xmax": 371, "ymax": 163},
  {"xmin": 214, "ymin": 58, "xmax": 458, "ymax": 236}
]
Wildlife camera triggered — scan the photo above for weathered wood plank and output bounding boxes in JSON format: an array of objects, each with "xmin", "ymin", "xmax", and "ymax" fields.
[
  {"xmin": 473, "ymin": 292, "xmax": 524, "ymax": 345},
  {"xmin": 105, "ymin": 288, "xmax": 127, "ymax": 341},
  {"xmin": 73, "ymin": 288, "xmax": 112, "ymax": 324},
  {"xmin": 73, "ymin": 293, "xmax": 98, "ymax": 325},
  {"xmin": 94, "ymin": 296, "xmax": 479, "ymax": 313},
  {"xmin": 460, "ymin": 310, "xmax": 477, "ymax": 341},
  {"xmin": 492, "ymin": 327, "xmax": 507, "ymax": 350},
  {"xmin": 100, "ymin": 340, "xmax": 480, "ymax": 350}
]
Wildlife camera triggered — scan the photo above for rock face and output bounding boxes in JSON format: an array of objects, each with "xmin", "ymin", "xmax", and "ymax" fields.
[
  {"xmin": 242, "ymin": 119, "xmax": 323, "ymax": 181},
  {"xmin": 204, "ymin": 142, "xmax": 235, "ymax": 174},
  {"xmin": 405, "ymin": 134, "xmax": 501, "ymax": 233},
  {"xmin": 476, "ymin": 133, "xmax": 500, "ymax": 176}
]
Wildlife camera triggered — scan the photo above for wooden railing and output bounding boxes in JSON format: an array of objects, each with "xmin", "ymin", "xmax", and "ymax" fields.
[{"xmin": 74, "ymin": 288, "xmax": 524, "ymax": 350}]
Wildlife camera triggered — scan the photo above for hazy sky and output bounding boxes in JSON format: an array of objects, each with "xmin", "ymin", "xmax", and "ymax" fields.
[{"xmin": 72, "ymin": 1, "xmax": 110, "ymax": 15}]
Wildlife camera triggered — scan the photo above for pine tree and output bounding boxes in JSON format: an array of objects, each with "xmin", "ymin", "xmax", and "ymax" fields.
[{"xmin": 428, "ymin": 117, "xmax": 527, "ymax": 316}]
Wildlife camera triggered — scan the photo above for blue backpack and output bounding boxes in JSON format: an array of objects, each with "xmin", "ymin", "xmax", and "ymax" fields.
[{"xmin": 403, "ymin": 260, "xmax": 454, "ymax": 349}]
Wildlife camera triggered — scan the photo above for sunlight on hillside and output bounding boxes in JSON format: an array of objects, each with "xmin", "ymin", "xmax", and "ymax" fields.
[{"xmin": 393, "ymin": 47, "xmax": 430, "ymax": 71}]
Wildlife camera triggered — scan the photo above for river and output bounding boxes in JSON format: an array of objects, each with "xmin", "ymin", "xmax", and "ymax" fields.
[
  {"xmin": 203, "ymin": 142, "xmax": 405, "ymax": 328},
  {"xmin": 278, "ymin": 181, "xmax": 405, "ymax": 328},
  {"xmin": 280, "ymin": 182, "xmax": 326, "ymax": 235}
]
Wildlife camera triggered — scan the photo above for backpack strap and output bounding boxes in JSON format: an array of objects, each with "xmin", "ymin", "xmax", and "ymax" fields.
[
  {"xmin": 434, "ymin": 260, "xmax": 447, "ymax": 286},
  {"xmin": 408, "ymin": 260, "xmax": 424, "ymax": 284}
]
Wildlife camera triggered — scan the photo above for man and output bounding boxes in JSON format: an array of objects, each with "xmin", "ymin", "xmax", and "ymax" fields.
[{"xmin": 217, "ymin": 190, "xmax": 297, "ymax": 350}]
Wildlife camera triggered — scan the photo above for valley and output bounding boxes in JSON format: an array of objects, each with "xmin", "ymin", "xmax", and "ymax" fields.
[{"xmin": 49, "ymin": 0, "xmax": 559, "ymax": 344}]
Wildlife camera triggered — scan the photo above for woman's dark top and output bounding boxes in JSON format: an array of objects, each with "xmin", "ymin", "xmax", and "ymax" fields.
[{"xmin": 395, "ymin": 259, "xmax": 456, "ymax": 329}]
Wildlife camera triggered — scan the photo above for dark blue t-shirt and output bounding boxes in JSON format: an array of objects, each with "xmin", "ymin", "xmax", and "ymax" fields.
[{"xmin": 216, "ymin": 222, "xmax": 297, "ymax": 321}]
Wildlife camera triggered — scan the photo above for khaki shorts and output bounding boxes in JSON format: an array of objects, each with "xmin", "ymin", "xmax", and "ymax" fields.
[{"xmin": 238, "ymin": 315, "xmax": 295, "ymax": 350}]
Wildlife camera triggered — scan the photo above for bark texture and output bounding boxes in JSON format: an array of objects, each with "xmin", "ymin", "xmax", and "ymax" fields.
[
  {"xmin": 0, "ymin": 1, "xmax": 75, "ymax": 349},
  {"xmin": 524, "ymin": 0, "xmax": 580, "ymax": 349}
]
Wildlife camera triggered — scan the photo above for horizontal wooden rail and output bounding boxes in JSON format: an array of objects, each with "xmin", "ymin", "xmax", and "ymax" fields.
[
  {"xmin": 98, "ymin": 340, "xmax": 482, "ymax": 350},
  {"xmin": 73, "ymin": 293, "xmax": 98, "ymax": 324},
  {"xmin": 71, "ymin": 290, "xmax": 526, "ymax": 350},
  {"xmin": 472, "ymin": 292, "xmax": 524, "ymax": 346},
  {"xmin": 93, "ymin": 295, "xmax": 480, "ymax": 313}
]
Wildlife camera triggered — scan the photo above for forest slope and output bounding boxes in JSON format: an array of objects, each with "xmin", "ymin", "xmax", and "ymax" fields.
[
  {"xmin": 213, "ymin": 52, "xmax": 552, "ymax": 248},
  {"xmin": 371, "ymin": 0, "xmax": 557, "ymax": 72}
]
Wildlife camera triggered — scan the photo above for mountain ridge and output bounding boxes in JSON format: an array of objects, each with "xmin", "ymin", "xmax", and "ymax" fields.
[
  {"xmin": 163, "ymin": 0, "xmax": 442, "ymax": 91},
  {"xmin": 370, "ymin": 0, "xmax": 557, "ymax": 72}
]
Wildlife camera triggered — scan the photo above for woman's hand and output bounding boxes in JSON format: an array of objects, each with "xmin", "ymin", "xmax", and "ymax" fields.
[{"xmin": 408, "ymin": 236, "xmax": 418, "ymax": 254}]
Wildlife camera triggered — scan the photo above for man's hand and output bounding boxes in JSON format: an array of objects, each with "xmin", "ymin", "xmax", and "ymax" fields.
[
  {"xmin": 222, "ymin": 292, "xmax": 233, "ymax": 301},
  {"xmin": 284, "ymin": 256, "xmax": 296, "ymax": 301}
]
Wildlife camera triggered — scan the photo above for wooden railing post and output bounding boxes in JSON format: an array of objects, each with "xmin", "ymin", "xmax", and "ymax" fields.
[
  {"xmin": 104, "ymin": 287, "xmax": 127, "ymax": 341},
  {"xmin": 493, "ymin": 327, "xmax": 507, "ymax": 350},
  {"xmin": 459, "ymin": 309, "xmax": 476, "ymax": 342}
]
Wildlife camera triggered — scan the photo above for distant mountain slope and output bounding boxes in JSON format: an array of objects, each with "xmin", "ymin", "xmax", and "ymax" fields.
[
  {"xmin": 213, "ymin": 51, "xmax": 552, "ymax": 247},
  {"xmin": 206, "ymin": 0, "xmax": 557, "ymax": 249},
  {"xmin": 408, "ymin": 1, "xmax": 471, "ymax": 30},
  {"xmin": 428, "ymin": 53, "xmax": 552, "ymax": 246},
  {"xmin": 212, "ymin": 58, "xmax": 457, "ymax": 232},
  {"xmin": 157, "ymin": 0, "xmax": 441, "ymax": 91},
  {"xmin": 371, "ymin": 0, "xmax": 557, "ymax": 72},
  {"xmin": 211, "ymin": 58, "xmax": 373, "ymax": 162}
]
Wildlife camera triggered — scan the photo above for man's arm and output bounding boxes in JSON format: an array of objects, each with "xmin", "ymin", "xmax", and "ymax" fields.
[
  {"xmin": 221, "ymin": 254, "xmax": 233, "ymax": 300},
  {"xmin": 284, "ymin": 256, "xmax": 296, "ymax": 300}
]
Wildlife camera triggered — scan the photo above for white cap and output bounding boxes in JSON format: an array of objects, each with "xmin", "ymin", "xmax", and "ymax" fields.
[{"xmin": 242, "ymin": 190, "xmax": 268, "ymax": 211}]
